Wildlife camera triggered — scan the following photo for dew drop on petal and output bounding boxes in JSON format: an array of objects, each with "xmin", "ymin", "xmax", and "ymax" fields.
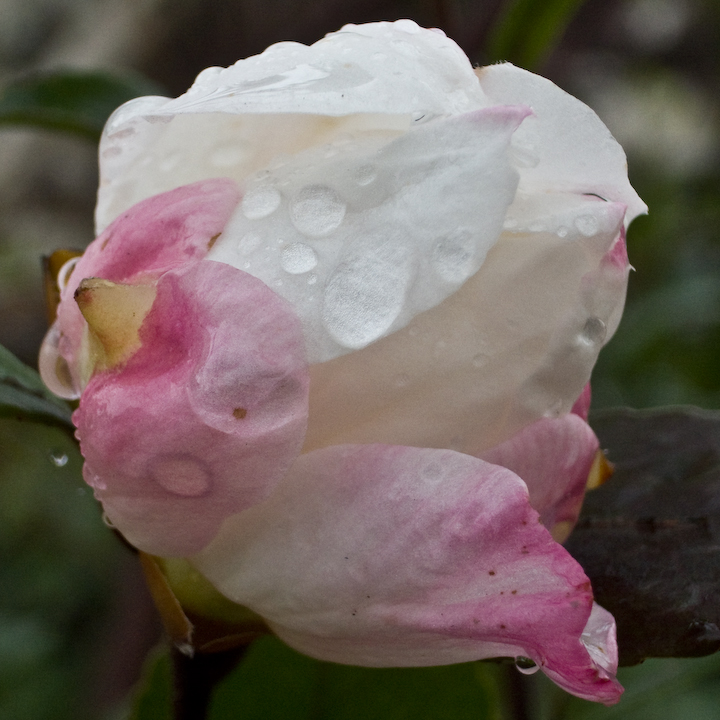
[
  {"xmin": 242, "ymin": 185, "xmax": 282, "ymax": 220},
  {"xmin": 574, "ymin": 214, "xmax": 599, "ymax": 237},
  {"xmin": 38, "ymin": 323, "xmax": 81, "ymax": 400},
  {"xmin": 579, "ymin": 316, "xmax": 607, "ymax": 346},
  {"xmin": 515, "ymin": 657, "xmax": 540, "ymax": 675},
  {"xmin": 49, "ymin": 451, "xmax": 68, "ymax": 467},
  {"xmin": 355, "ymin": 164, "xmax": 377, "ymax": 186},
  {"xmin": 432, "ymin": 233, "xmax": 475, "ymax": 283},
  {"xmin": 322, "ymin": 245, "xmax": 409, "ymax": 349},
  {"xmin": 290, "ymin": 185, "xmax": 346, "ymax": 237},
  {"xmin": 151, "ymin": 457, "xmax": 211, "ymax": 497},
  {"xmin": 557, "ymin": 226, "xmax": 569, "ymax": 238},
  {"xmin": 281, "ymin": 243, "xmax": 317, "ymax": 274},
  {"xmin": 238, "ymin": 232, "xmax": 262, "ymax": 255}
]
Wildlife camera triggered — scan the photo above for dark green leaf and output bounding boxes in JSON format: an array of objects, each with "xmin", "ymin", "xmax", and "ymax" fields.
[
  {"xmin": 129, "ymin": 647, "xmax": 173, "ymax": 720},
  {"xmin": 566, "ymin": 406, "xmax": 720, "ymax": 666},
  {"xmin": 0, "ymin": 344, "xmax": 73, "ymax": 430},
  {"xmin": 486, "ymin": 0, "xmax": 586, "ymax": 69},
  {"xmin": 0, "ymin": 70, "xmax": 164, "ymax": 141}
]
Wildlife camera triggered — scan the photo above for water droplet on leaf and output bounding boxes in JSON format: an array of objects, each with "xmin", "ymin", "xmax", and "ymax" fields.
[{"xmin": 49, "ymin": 451, "xmax": 68, "ymax": 467}]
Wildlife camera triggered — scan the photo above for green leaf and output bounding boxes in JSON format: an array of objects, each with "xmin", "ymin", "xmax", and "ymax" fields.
[
  {"xmin": 566, "ymin": 406, "xmax": 720, "ymax": 665},
  {"xmin": 0, "ymin": 344, "xmax": 73, "ymax": 430},
  {"xmin": 128, "ymin": 647, "xmax": 173, "ymax": 720},
  {"xmin": 211, "ymin": 636, "xmax": 507, "ymax": 720},
  {"xmin": 486, "ymin": 0, "xmax": 586, "ymax": 69},
  {"xmin": 0, "ymin": 70, "xmax": 164, "ymax": 141}
]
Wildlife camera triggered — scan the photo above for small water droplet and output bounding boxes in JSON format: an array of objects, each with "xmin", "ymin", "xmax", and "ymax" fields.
[
  {"xmin": 515, "ymin": 657, "xmax": 540, "ymax": 675},
  {"xmin": 543, "ymin": 398, "xmax": 564, "ymax": 419},
  {"xmin": 290, "ymin": 185, "xmax": 346, "ymax": 237},
  {"xmin": 281, "ymin": 243, "xmax": 318, "ymax": 275},
  {"xmin": 152, "ymin": 457, "xmax": 211, "ymax": 497},
  {"xmin": 579, "ymin": 317, "xmax": 607, "ymax": 346},
  {"xmin": 50, "ymin": 451, "xmax": 68, "ymax": 467},
  {"xmin": 557, "ymin": 226, "xmax": 569, "ymax": 238},
  {"xmin": 238, "ymin": 232, "xmax": 262, "ymax": 254},
  {"xmin": 503, "ymin": 218, "xmax": 518, "ymax": 230},
  {"xmin": 433, "ymin": 233, "xmax": 475, "ymax": 283},
  {"xmin": 574, "ymin": 214, "xmax": 599, "ymax": 237},
  {"xmin": 307, "ymin": 273, "xmax": 318, "ymax": 285},
  {"xmin": 242, "ymin": 186, "xmax": 281, "ymax": 220},
  {"xmin": 355, "ymin": 164, "xmax": 377, "ymax": 186}
]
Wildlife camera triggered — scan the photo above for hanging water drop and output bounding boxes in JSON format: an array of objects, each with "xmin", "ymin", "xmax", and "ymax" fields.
[
  {"xmin": 514, "ymin": 657, "xmax": 540, "ymax": 675},
  {"xmin": 49, "ymin": 451, "xmax": 69, "ymax": 467}
]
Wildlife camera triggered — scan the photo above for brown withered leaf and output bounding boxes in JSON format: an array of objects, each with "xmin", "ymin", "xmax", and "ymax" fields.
[{"xmin": 566, "ymin": 406, "xmax": 720, "ymax": 666}]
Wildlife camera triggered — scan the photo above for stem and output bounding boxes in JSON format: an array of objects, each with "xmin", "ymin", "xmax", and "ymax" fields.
[
  {"xmin": 504, "ymin": 663, "xmax": 534, "ymax": 720},
  {"xmin": 171, "ymin": 645, "xmax": 248, "ymax": 720}
]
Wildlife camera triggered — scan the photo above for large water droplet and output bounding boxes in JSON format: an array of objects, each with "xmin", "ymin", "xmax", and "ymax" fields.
[
  {"xmin": 49, "ymin": 451, "xmax": 68, "ymax": 467},
  {"xmin": 281, "ymin": 243, "xmax": 318, "ymax": 274},
  {"xmin": 152, "ymin": 457, "xmax": 211, "ymax": 497},
  {"xmin": 322, "ymin": 243, "xmax": 409, "ymax": 349},
  {"xmin": 515, "ymin": 657, "xmax": 540, "ymax": 675},
  {"xmin": 579, "ymin": 317, "xmax": 607, "ymax": 346},
  {"xmin": 242, "ymin": 185, "xmax": 281, "ymax": 220},
  {"xmin": 432, "ymin": 232, "xmax": 475, "ymax": 283},
  {"xmin": 290, "ymin": 185, "xmax": 346, "ymax": 237},
  {"xmin": 574, "ymin": 214, "xmax": 599, "ymax": 237},
  {"xmin": 38, "ymin": 323, "xmax": 80, "ymax": 400}
]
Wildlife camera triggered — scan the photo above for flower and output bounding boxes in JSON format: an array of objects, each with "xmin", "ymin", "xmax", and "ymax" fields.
[{"xmin": 39, "ymin": 20, "xmax": 645, "ymax": 704}]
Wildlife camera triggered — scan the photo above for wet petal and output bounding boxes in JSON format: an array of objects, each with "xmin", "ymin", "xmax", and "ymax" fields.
[
  {"xmin": 475, "ymin": 63, "xmax": 647, "ymax": 224},
  {"xmin": 303, "ymin": 196, "xmax": 628, "ymax": 455},
  {"xmin": 75, "ymin": 260, "xmax": 308, "ymax": 556},
  {"xmin": 482, "ymin": 414, "xmax": 600, "ymax": 540},
  {"xmin": 193, "ymin": 444, "xmax": 622, "ymax": 704}
]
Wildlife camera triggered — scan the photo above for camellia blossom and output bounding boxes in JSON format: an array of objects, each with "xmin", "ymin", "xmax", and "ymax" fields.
[{"xmin": 39, "ymin": 20, "xmax": 646, "ymax": 704}]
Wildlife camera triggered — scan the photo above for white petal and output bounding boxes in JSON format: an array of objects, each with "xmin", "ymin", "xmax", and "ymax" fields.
[
  {"xmin": 476, "ymin": 64, "xmax": 647, "ymax": 225},
  {"xmin": 207, "ymin": 107, "xmax": 526, "ymax": 362}
]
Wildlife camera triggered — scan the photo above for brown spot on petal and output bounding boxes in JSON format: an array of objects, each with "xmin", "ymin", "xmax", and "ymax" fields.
[
  {"xmin": 233, "ymin": 407, "xmax": 247, "ymax": 419},
  {"xmin": 208, "ymin": 232, "xmax": 222, "ymax": 250},
  {"xmin": 488, "ymin": 570, "xmax": 496, "ymax": 576}
]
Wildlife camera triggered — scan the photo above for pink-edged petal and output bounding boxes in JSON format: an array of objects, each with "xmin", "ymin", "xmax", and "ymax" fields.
[
  {"xmin": 74, "ymin": 260, "xmax": 308, "ymax": 556},
  {"xmin": 41, "ymin": 179, "xmax": 240, "ymax": 397},
  {"xmin": 571, "ymin": 384, "xmax": 592, "ymax": 421},
  {"xmin": 481, "ymin": 414, "xmax": 599, "ymax": 540},
  {"xmin": 192, "ymin": 444, "xmax": 622, "ymax": 704}
]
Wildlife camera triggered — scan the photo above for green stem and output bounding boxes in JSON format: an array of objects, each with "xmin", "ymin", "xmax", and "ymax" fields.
[{"xmin": 171, "ymin": 645, "xmax": 248, "ymax": 720}]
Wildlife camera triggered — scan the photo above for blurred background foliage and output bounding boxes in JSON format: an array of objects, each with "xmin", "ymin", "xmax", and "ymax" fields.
[{"xmin": 0, "ymin": 0, "xmax": 719, "ymax": 718}]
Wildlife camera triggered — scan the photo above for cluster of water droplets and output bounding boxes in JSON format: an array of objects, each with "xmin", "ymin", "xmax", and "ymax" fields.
[{"xmin": 209, "ymin": 108, "xmax": 519, "ymax": 363}]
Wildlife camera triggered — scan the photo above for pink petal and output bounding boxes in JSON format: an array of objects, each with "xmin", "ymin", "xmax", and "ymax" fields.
[
  {"xmin": 45, "ymin": 179, "xmax": 240, "ymax": 396},
  {"xmin": 571, "ymin": 384, "xmax": 592, "ymax": 421},
  {"xmin": 193, "ymin": 444, "xmax": 622, "ymax": 704},
  {"xmin": 74, "ymin": 260, "xmax": 309, "ymax": 556},
  {"xmin": 481, "ymin": 414, "xmax": 599, "ymax": 540}
]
